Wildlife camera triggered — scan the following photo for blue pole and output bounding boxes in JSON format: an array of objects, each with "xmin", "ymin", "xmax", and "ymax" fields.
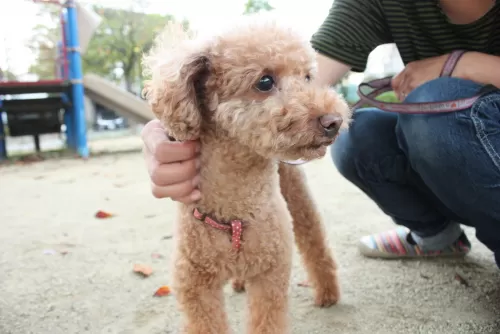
[
  {"xmin": 65, "ymin": 0, "xmax": 89, "ymax": 158},
  {"xmin": 61, "ymin": 12, "xmax": 74, "ymax": 150}
]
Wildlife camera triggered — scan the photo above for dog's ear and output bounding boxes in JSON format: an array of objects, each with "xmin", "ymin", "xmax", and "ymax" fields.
[{"xmin": 142, "ymin": 24, "xmax": 209, "ymax": 141}]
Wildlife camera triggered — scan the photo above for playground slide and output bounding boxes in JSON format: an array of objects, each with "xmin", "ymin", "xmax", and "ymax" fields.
[{"xmin": 83, "ymin": 74, "xmax": 154, "ymax": 124}]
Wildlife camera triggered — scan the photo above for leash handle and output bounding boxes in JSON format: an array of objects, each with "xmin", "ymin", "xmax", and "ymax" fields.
[{"xmin": 353, "ymin": 50, "xmax": 493, "ymax": 114}]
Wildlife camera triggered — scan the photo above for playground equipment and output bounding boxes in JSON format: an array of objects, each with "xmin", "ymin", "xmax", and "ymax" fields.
[
  {"xmin": 0, "ymin": 0, "xmax": 153, "ymax": 160},
  {"xmin": 0, "ymin": 0, "xmax": 86, "ymax": 159}
]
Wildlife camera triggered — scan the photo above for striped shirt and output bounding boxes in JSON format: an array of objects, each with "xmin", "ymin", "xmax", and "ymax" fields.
[{"xmin": 311, "ymin": 0, "xmax": 500, "ymax": 72}]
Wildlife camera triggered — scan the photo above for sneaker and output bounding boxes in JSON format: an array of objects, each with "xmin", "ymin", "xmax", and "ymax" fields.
[{"xmin": 358, "ymin": 227, "xmax": 471, "ymax": 259}]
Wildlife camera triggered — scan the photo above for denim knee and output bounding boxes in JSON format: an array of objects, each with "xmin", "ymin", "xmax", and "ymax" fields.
[
  {"xmin": 331, "ymin": 128, "xmax": 358, "ymax": 182},
  {"xmin": 404, "ymin": 77, "xmax": 483, "ymax": 104},
  {"xmin": 396, "ymin": 77, "xmax": 486, "ymax": 169},
  {"xmin": 331, "ymin": 108, "xmax": 401, "ymax": 184}
]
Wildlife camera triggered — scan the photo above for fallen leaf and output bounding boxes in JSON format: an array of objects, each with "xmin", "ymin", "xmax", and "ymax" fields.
[
  {"xmin": 454, "ymin": 273, "xmax": 470, "ymax": 287},
  {"xmin": 133, "ymin": 264, "xmax": 153, "ymax": 277},
  {"xmin": 151, "ymin": 253, "xmax": 164, "ymax": 259},
  {"xmin": 60, "ymin": 250, "xmax": 69, "ymax": 255},
  {"xmin": 297, "ymin": 280, "xmax": 311, "ymax": 287},
  {"xmin": 95, "ymin": 210, "xmax": 114, "ymax": 219},
  {"xmin": 161, "ymin": 235, "xmax": 172, "ymax": 240},
  {"xmin": 153, "ymin": 285, "xmax": 171, "ymax": 297}
]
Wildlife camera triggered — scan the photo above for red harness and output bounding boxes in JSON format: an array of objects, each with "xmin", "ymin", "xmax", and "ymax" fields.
[{"xmin": 192, "ymin": 208, "xmax": 243, "ymax": 251}]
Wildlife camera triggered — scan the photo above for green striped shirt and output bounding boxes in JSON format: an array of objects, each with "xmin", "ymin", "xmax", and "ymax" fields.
[{"xmin": 311, "ymin": 0, "xmax": 500, "ymax": 72}]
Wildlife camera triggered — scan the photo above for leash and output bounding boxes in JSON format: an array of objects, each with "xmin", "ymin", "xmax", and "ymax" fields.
[
  {"xmin": 352, "ymin": 50, "xmax": 497, "ymax": 114},
  {"xmin": 283, "ymin": 50, "xmax": 497, "ymax": 166}
]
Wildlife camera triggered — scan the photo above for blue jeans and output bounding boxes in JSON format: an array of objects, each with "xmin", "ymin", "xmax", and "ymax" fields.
[{"xmin": 331, "ymin": 77, "xmax": 500, "ymax": 268}]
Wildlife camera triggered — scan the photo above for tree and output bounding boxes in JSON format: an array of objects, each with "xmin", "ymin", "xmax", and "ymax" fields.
[
  {"xmin": 28, "ymin": 5, "xmax": 61, "ymax": 79},
  {"xmin": 0, "ymin": 68, "xmax": 17, "ymax": 81},
  {"xmin": 243, "ymin": 0, "xmax": 274, "ymax": 14},
  {"xmin": 26, "ymin": 2, "xmax": 182, "ymax": 94},
  {"xmin": 83, "ymin": 6, "xmax": 176, "ymax": 93}
]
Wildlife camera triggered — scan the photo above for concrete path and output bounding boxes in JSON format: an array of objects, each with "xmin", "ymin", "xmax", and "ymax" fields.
[{"xmin": 0, "ymin": 139, "xmax": 498, "ymax": 334}]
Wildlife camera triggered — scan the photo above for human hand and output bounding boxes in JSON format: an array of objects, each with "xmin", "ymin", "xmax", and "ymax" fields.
[
  {"xmin": 141, "ymin": 120, "xmax": 201, "ymax": 203},
  {"xmin": 391, "ymin": 54, "xmax": 449, "ymax": 101}
]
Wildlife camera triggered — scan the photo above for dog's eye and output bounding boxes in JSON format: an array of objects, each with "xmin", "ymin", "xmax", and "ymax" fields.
[
  {"xmin": 305, "ymin": 74, "xmax": 311, "ymax": 82},
  {"xmin": 256, "ymin": 75, "xmax": 275, "ymax": 92}
]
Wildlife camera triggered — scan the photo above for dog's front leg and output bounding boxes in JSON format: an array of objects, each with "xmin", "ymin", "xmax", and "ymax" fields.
[
  {"xmin": 245, "ymin": 264, "xmax": 291, "ymax": 334},
  {"xmin": 278, "ymin": 162, "xmax": 340, "ymax": 307},
  {"xmin": 173, "ymin": 257, "xmax": 229, "ymax": 334}
]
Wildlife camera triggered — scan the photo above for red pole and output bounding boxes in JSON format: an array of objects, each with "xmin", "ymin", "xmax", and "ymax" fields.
[{"xmin": 60, "ymin": 11, "xmax": 69, "ymax": 80}]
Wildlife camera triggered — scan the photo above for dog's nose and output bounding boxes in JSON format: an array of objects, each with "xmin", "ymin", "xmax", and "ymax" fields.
[{"xmin": 319, "ymin": 114, "xmax": 343, "ymax": 138}]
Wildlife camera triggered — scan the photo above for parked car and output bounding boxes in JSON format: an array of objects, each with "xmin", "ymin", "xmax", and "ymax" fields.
[{"xmin": 94, "ymin": 104, "xmax": 128, "ymax": 131}]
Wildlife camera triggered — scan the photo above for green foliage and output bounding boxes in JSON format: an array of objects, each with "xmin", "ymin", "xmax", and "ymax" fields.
[
  {"xmin": 26, "ymin": 3, "xmax": 180, "ymax": 93},
  {"xmin": 346, "ymin": 90, "xmax": 400, "ymax": 109},
  {"xmin": 83, "ymin": 6, "xmax": 176, "ymax": 92},
  {"xmin": 243, "ymin": 0, "xmax": 274, "ymax": 14},
  {"xmin": 0, "ymin": 68, "xmax": 17, "ymax": 81},
  {"xmin": 28, "ymin": 5, "xmax": 62, "ymax": 79},
  {"xmin": 376, "ymin": 91, "xmax": 399, "ymax": 103}
]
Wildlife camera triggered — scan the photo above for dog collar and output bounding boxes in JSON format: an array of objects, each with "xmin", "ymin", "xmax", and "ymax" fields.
[{"xmin": 282, "ymin": 159, "xmax": 308, "ymax": 165}]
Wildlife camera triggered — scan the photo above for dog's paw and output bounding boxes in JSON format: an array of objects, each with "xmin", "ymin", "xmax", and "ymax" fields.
[
  {"xmin": 314, "ymin": 282, "xmax": 340, "ymax": 308},
  {"xmin": 232, "ymin": 279, "xmax": 246, "ymax": 293}
]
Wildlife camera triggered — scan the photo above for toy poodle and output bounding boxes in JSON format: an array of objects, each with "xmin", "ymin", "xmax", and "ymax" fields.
[{"xmin": 142, "ymin": 15, "xmax": 351, "ymax": 334}]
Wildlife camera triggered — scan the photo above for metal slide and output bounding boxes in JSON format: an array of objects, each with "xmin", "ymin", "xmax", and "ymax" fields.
[{"xmin": 83, "ymin": 74, "xmax": 154, "ymax": 124}]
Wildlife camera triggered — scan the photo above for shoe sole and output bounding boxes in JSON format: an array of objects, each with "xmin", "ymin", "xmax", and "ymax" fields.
[{"xmin": 358, "ymin": 242, "xmax": 470, "ymax": 259}]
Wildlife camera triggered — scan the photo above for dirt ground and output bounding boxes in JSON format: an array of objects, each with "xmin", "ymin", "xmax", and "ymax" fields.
[{"xmin": 0, "ymin": 137, "xmax": 499, "ymax": 334}]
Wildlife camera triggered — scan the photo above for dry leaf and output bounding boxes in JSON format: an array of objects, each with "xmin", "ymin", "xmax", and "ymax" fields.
[
  {"xmin": 151, "ymin": 253, "xmax": 164, "ymax": 259},
  {"xmin": 297, "ymin": 280, "xmax": 311, "ymax": 287},
  {"xmin": 133, "ymin": 264, "xmax": 153, "ymax": 277},
  {"xmin": 95, "ymin": 210, "xmax": 114, "ymax": 219},
  {"xmin": 454, "ymin": 273, "xmax": 470, "ymax": 287},
  {"xmin": 153, "ymin": 286, "xmax": 171, "ymax": 297}
]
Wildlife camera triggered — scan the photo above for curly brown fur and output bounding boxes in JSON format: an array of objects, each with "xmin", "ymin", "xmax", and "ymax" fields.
[
  {"xmin": 232, "ymin": 163, "xmax": 341, "ymax": 307},
  {"xmin": 143, "ymin": 16, "xmax": 350, "ymax": 334}
]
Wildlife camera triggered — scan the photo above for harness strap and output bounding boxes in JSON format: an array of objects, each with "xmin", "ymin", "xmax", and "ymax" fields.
[{"xmin": 193, "ymin": 208, "xmax": 243, "ymax": 251}]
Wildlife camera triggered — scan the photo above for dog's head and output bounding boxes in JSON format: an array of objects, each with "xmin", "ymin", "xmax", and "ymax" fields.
[{"xmin": 142, "ymin": 17, "xmax": 350, "ymax": 161}]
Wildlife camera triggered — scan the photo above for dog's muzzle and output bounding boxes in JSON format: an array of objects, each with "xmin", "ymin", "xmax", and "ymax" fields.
[{"xmin": 318, "ymin": 114, "xmax": 343, "ymax": 138}]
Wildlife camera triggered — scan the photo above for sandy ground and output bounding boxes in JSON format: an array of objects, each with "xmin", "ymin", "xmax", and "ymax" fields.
[{"xmin": 0, "ymin": 136, "xmax": 499, "ymax": 334}]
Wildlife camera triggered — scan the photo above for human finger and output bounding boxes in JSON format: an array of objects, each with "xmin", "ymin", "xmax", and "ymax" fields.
[
  {"xmin": 152, "ymin": 139, "xmax": 200, "ymax": 164},
  {"xmin": 151, "ymin": 178, "xmax": 201, "ymax": 202},
  {"xmin": 149, "ymin": 156, "xmax": 200, "ymax": 187},
  {"xmin": 171, "ymin": 189, "xmax": 202, "ymax": 204},
  {"xmin": 141, "ymin": 120, "xmax": 200, "ymax": 164}
]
